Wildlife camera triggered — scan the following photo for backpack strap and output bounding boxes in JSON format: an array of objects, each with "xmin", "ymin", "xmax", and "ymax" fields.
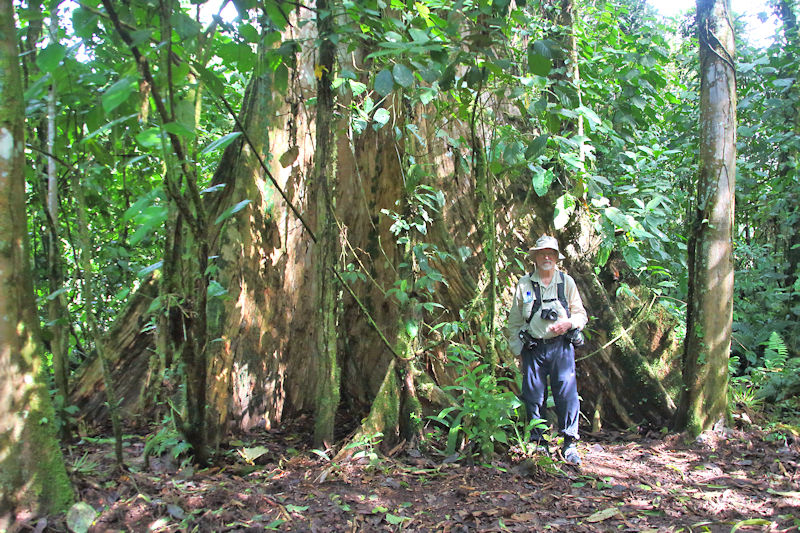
[
  {"xmin": 526, "ymin": 271, "xmax": 570, "ymax": 322},
  {"xmin": 557, "ymin": 271, "xmax": 571, "ymax": 318},
  {"xmin": 526, "ymin": 273, "xmax": 541, "ymax": 322}
]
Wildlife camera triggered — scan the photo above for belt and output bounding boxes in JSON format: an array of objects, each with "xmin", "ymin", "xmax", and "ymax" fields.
[{"xmin": 538, "ymin": 335, "xmax": 564, "ymax": 345}]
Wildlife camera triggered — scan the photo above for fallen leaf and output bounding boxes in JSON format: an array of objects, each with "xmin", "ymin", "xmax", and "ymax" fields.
[{"xmin": 585, "ymin": 507, "xmax": 621, "ymax": 523}]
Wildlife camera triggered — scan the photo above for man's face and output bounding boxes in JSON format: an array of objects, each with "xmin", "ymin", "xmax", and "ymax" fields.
[{"xmin": 534, "ymin": 248, "xmax": 558, "ymax": 271}]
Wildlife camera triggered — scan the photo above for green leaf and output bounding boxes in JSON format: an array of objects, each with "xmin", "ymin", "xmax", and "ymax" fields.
[
  {"xmin": 527, "ymin": 41, "xmax": 552, "ymax": 76},
  {"xmin": 503, "ymin": 141, "xmax": 523, "ymax": 164},
  {"xmin": 208, "ymin": 281, "xmax": 228, "ymax": 298},
  {"xmin": 274, "ymin": 64, "xmax": 289, "ymax": 94},
  {"xmin": 586, "ymin": 507, "xmax": 620, "ymax": 523},
  {"xmin": 128, "ymin": 29, "xmax": 153, "ymax": 47},
  {"xmin": 386, "ymin": 514, "xmax": 411, "ymax": 525},
  {"xmin": 604, "ymin": 206, "xmax": 630, "ymax": 229},
  {"xmin": 239, "ymin": 23, "xmax": 259, "ymax": 43},
  {"xmin": 554, "ymin": 193, "xmax": 576, "ymax": 230},
  {"xmin": 171, "ymin": 12, "xmax": 202, "ymax": 39},
  {"xmin": 36, "ymin": 43, "xmax": 66, "ymax": 73},
  {"xmin": 525, "ymin": 134, "xmax": 549, "ymax": 159},
  {"xmin": 392, "ymin": 63, "xmax": 415, "ymax": 88},
  {"xmin": 215, "ymin": 199, "xmax": 252, "ymax": 225},
  {"xmin": 374, "ymin": 69, "xmax": 394, "ymax": 96},
  {"xmin": 66, "ymin": 502, "xmax": 98, "ymax": 533},
  {"xmin": 163, "ymin": 121, "xmax": 195, "ymax": 138},
  {"xmin": 531, "ymin": 166, "xmax": 554, "ymax": 197},
  {"xmin": 622, "ymin": 245, "xmax": 645, "ymax": 269},
  {"xmin": 201, "ymin": 131, "xmax": 243, "ymax": 155},
  {"xmin": 265, "ymin": 2, "xmax": 289, "ymax": 30},
  {"xmin": 237, "ymin": 445, "xmax": 269, "ymax": 463},
  {"xmin": 82, "ymin": 113, "xmax": 138, "ymax": 142},
  {"xmin": 577, "ymin": 105, "xmax": 602, "ymax": 130},
  {"xmin": 373, "ymin": 108, "xmax": 391, "ymax": 129},
  {"xmin": 192, "ymin": 62, "xmax": 226, "ymax": 97},
  {"xmin": 135, "ymin": 128, "xmax": 163, "ymax": 148},
  {"xmin": 72, "ymin": 7, "xmax": 98, "ymax": 38},
  {"xmin": 730, "ymin": 519, "xmax": 772, "ymax": 532},
  {"xmin": 102, "ymin": 76, "xmax": 138, "ymax": 113}
]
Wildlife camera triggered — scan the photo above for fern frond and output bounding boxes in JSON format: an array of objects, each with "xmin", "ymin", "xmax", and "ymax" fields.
[{"xmin": 764, "ymin": 331, "xmax": 789, "ymax": 370}]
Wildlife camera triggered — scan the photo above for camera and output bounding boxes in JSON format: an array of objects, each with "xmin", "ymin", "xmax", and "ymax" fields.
[
  {"xmin": 540, "ymin": 308, "xmax": 559, "ymax": 321},
  {"xmin": 565, "ymin": 328, "xmax": 585, "ymax": 347},
  {"xmin": 519, "ymin": 330, "xmax": 539, "ymax": 350}
]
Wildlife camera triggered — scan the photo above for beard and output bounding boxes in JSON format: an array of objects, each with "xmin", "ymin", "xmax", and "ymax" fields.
[{"xmin": 539, "ymin": 261, "xmax": 555, "ymax": 271}]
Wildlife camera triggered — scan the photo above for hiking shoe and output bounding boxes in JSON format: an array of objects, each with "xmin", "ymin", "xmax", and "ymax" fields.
[{"xmin": 562, "ymin": 441, "xmax": 581, "ymax": 465}]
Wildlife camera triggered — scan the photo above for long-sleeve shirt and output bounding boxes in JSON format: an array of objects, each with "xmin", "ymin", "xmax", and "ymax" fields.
[{"xmin": 506, "ymin": 268, "xmax": 588, "ymax": 356}]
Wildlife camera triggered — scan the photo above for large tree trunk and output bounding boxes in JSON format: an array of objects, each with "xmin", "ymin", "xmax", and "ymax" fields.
[
  {"xmin": 673, "ymin": 0, "xmax": 736, "ymax": 435},
  {"xmin": 0, "ymin": 3, "xmax": 73, "ymax": 519},
  {"xmin": 70, "ymin": 0, "xmax": 685, "ymax": 446}
]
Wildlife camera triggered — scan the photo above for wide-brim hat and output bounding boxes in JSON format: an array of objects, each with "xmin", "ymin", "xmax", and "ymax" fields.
[{"xmin": 530, "ymin": 235, "xmax": 565, "ymax": 260}]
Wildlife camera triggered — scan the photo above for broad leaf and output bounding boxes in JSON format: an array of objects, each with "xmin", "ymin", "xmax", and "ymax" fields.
[
  {"xmin": 525, "ymin": 134, "xmax": 549, "ymax": 160},
  {"xmin": 392, "ymin": 63, "xmax": 415, "ymax": 88},
  {"xmin": 531, "ymin": 166, "xmax": 554, "ymax": 197},
  {"xmin": 373, "ymin": 108, "xmax": 391, "ymax": 129},
  {"xmin": 36, "ymin": 43, "xmax": 66, "ymax": 73},
  {"xmin": 101, "ymin": 76, "xmax": 137, "ymax": 113},
  {"xmin": 527, "ymin": 41, "xmax": 553, "ymax": 76},
  {"xmin": 374, "ymin": 69, "xmax": 394, "ymax": 96},
  {"xmin": 215, "ymin": 199, "xmax": 252, "ymax": 225},
  {"xmin": 201, "ymin": 132, "xmax": 243, "ymax": 155},
  {"xmin": 554, "ymin": 193, "xmax": 576, "ymax": 230},
  {"xmin": 66, "ymin": 502, "xmax": 97, "ymax": 533}
]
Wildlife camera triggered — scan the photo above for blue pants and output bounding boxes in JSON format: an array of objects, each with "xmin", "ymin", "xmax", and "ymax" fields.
[{"xmin": 520, "ymin": 338, "xmax": 580, "ymax": 442}]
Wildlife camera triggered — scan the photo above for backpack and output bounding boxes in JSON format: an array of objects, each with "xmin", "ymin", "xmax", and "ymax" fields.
[{"xmin": 525, "ymin": 271, "xmax": 570, "ymax": 322}]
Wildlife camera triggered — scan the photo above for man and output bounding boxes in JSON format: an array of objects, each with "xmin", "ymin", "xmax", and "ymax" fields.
[{"xmin": 507, "ymin": 235, "xmax": 588, "ymax": 465}]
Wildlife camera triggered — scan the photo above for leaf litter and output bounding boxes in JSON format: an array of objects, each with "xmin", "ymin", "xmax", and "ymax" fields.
[{"xmin": 29, "ymin": 421, "xmax": 800, "ymax": 532}]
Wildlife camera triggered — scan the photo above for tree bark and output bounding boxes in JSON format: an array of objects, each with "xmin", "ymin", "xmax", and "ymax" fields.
[
  {"xmin": 311, "ymin": 0, "xmax": 341, "ymax": 447},
  {"xmin": 673, "ymin": 0, "xmax": 736, "ymax": 435},
  {"xmin": 0, "ymin": 2, "xmax": 73, "ymax": 519}
]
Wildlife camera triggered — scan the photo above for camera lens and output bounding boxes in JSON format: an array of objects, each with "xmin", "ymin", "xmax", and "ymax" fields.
[
  {"xmin": 567, "ymin": 329, "xmax": 585, "ymax": 347},
  {"xmin": 541, "ymin": 308, "xmax": 558, "ymax": 321}
]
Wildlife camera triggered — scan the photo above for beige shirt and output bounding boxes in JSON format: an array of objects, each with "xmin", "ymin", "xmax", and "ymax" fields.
[{"xmin": 506, "ymin": 268, "xmax": 588, "ymax": 356}]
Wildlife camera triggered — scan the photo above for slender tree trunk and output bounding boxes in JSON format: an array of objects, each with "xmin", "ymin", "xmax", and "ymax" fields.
[
  {"xmin": 673, "ymin": 0, "xmax": 736, "ymax": 435},
  {"xmin": 0, "ymin": 2, "xmax": 73, "ymax": 519},
  {"xmin": 311, "ymin": 0, "xmax": 341, "ymax": 447},
  {"xmin": 472, "ymin": 76, "xmax": 498, "ymax": 369},
  {"xmin": 44, "ymin": 3, "xmax": 71, "ymax": 437}
]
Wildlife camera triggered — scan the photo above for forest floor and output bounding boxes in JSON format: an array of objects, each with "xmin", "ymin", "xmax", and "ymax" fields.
[{"xmin": 24, "ymin": 417, "xmax": 800, "ymax": 532}]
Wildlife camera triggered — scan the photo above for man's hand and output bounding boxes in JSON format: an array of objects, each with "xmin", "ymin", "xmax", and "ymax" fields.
[{"xmin": 547, "ymin": 319, "xmax": 572, "ymax": 336}]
